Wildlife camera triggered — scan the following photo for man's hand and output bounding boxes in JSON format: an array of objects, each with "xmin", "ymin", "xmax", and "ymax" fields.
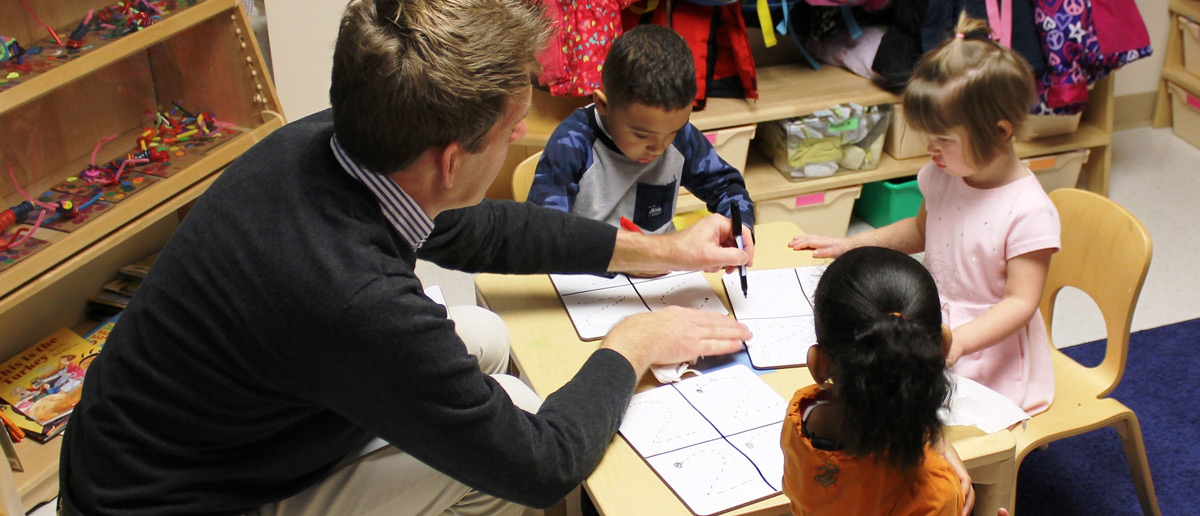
[
  {"xmin": 601, "ymin": 306, "xmax": 750, "ymax": 375},
  {"xmin": 608, "ymin": 213, "xmax": 750, "ymax": 274},
  {"xmin": 730, "ymin": 221, "xmax": 757, "ymax": 274}
]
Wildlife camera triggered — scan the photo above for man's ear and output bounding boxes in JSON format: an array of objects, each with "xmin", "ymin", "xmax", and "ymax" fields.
[
  {"xmin": 807, "ymin": 345, "xmax": 831, "ymax": 386},
  {"xmin": 941, "ymin": 324, "xmax": 954, "ymax": 357},
  {"xmin": 593, "ymin": 89, "xmax": 609, "ymax": 116},
  {"xmin": 438, "ymin": 142, "xmax": 462, "ymax": 190},
  {"xmin": 997, "ymin": 120, "xmax": 1015, "ymax": 141}
]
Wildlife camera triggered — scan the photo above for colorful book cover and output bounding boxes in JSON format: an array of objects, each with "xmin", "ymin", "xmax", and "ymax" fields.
[
  {"xmin": 0, "ymin": 402, "xmax": 67, "ymax": 442},
  {"xmin": 0, "ymin": 328, "xmax": 101, "ymax": 426},
  {"xmin": 83, "ymin": 313, "xmax": 123, "ymax": 350}
]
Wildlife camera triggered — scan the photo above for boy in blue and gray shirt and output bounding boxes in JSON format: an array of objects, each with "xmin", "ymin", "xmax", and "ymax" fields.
[{"xmin": 527, "ymin": 25, "xmax": 755, "ymax": 235}]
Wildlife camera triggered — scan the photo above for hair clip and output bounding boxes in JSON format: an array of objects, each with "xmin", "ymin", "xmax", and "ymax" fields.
[
  {"xmin": 955, "ymin": 33, "xmax": 966, "ymax": 39},
  {"xmin": 888, "ymin": 312, "xmax": 905, "ymax": 319}
]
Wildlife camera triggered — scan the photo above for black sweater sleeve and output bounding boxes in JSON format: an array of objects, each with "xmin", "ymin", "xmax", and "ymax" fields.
[
  {"xmin": 274, "ymin": 271, "xmax": 638, "ymax": 508},
  {"xmin": 420, "ymin": 199, "xmax": 618, "ymax": 274}
]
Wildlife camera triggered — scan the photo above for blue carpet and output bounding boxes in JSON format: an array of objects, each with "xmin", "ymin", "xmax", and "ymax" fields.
[{"xmin": 1015, "ymin": 318, "xmax": 1200, "ymax": 515}]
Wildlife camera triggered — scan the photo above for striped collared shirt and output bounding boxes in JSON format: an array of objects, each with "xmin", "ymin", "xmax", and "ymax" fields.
[{"xmin": 330, "ymin": 136, "xmax": 434, "ymax": 249}]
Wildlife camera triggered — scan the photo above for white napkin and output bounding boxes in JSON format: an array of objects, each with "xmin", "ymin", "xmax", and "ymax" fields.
[
  {"xmin": 651, "ymin": 362, "xmax": 701, "ymax": 384},
  {"xmin": 939, "ymin": 374, "xmax": 1031, "ymax": 433}
]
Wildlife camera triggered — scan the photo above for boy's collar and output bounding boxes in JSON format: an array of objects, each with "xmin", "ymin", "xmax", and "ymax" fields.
[{"xmin": 592, "ymin": 104, "xmax": 613, "ymax": 140}]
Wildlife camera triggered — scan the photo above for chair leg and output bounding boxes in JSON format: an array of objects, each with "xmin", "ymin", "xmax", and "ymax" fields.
[
  {"xmin": 969, "ymin": 456, "xmax": 1018, "ymax": 516},
  {"xmin": 1111, "ymin": 411, "xmax": 1162, "ymax": 516}
]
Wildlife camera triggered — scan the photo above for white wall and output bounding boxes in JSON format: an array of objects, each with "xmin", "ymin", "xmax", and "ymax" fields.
[
  {"xmin": 264, "ymin": 0, "xmax": 1171, "ymax": 118},
  {"xmin": 1115, "ymin": 0, "xmax": 1170, "ymax": 97},
  {"xmin": 264, "ymin": 0, "xmax": 344, "ymax": 120}
]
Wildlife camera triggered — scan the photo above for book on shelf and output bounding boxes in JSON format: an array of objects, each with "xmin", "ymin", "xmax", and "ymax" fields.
[
  {"xmin": 85, "ymin": 252, "xmax": 159, "ymax": 318},
  {"xmin": 0, "ymin": 401, "xmax": 68, "ymax": 443},
  {"xmin": 118, "ymin": 252, "xmax": 160, "ymax": 280},
  {"xmin": 102, "ymin": 277, "xmax": 142, "ymax": 297},
  {"xmin": 83, "ymin": 313, "xmax": 123, "ymax": 350},
  {"xmin": 0, "ymin": 328, "xmax": 101, "ymax": 429},
  {"xmin": 88, "ymin": 290, "xmax": 132, "ymax": 311}
]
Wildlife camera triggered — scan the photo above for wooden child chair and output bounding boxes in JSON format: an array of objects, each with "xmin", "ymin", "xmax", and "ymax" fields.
[
  {"xmin": 511, "ymin": 151, "xmax": 543, "ymax": 203},
  {"xmin": 1005, "ymin": 188, "xmax": 1160, "ymax": 515}
]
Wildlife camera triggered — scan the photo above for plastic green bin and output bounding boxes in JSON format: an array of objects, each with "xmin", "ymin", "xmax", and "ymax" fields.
[{"xmin": 853, "ymin": 176, "xmax": 924, "ymax": 228}]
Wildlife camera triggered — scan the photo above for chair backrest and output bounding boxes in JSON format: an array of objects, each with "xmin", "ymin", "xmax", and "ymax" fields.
[
  {"xmin": 1041, "ymin": 188, "xmax": 1152, "ymax": 397},
  {"xmin": 511, "ymin": 151, "xmax": 543, "ymax": 203}
]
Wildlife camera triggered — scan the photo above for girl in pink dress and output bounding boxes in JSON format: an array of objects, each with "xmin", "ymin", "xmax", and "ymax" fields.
[{"xmin": 789, "ymin": 14, "xmax": 1060, "ymax": 415}]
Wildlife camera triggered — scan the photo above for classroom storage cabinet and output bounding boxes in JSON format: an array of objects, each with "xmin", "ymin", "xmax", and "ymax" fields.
[
  {"xmin": 884, "ymin": 103, "xmax": 929, "ymax": 160},
  {"xmin": 528, "ymin": 58, "xmax": 1115, "ymax": 219},
  {"xmin": 0, "ymin": 0, "xmax": 282, "ymax": 511},
  {"xmin": 1025, "ymin": 149, "xmax": 1089, "ymax": 192},
  {"xmin": 1153, "ymin": 0, "xmax": 1200, "ymax": 137},
  {"xmin": 854, "ymin": 176, "xmax": 922, "ymax": 229},
  {"xmin": 756, "ymin": 184, "xmax": 861, "ymax": 237},
  {"xmin": 704, "ymin": 123, "xmax": 756, "ymax": 174},
  {"xmin": 1166, "ymin": 81, "xmax": 1200, "ymax": 149},
  {"xmin": 1181, "ymin": 14, "xmax": 1200, "ymax": 78}
]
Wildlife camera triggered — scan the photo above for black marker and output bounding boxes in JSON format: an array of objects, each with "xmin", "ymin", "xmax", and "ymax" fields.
[{"xmin": 731, "ymin": 207, "xmax": 748, "ymax": 297}]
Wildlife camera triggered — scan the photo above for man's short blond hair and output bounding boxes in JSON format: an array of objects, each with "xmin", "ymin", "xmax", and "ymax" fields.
[{"xmin": 330, "ymin": 0, "xmax": 549, "ymax": 173}]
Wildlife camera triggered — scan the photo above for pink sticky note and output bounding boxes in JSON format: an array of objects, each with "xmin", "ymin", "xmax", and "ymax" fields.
[{"xmin": 795, "ymin": 192, "xmax": 826, "ymax": 208}]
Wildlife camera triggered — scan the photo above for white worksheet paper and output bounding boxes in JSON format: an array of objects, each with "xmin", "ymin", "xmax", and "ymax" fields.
[
  {"xmin": 619, "ymin": 366, "xmax": 786, "ymax": 516},
  {"xmin": 551, "ymin": 272, "xmax": 727, "ymax": 341},
  {"xmin": 722, "ymin": 265, "xmax": 827, "ymax": 369},
  {"xmin": 423, "ymin": 285, "xmax": 447, "ymax": 307}
]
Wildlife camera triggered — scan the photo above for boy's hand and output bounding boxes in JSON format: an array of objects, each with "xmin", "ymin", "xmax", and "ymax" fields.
[{"xmin": 789, "ymin": 234, "xmax": 853, "ymax": 259}]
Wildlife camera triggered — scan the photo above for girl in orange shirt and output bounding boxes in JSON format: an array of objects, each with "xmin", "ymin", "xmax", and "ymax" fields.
[{"xmin": 781, "ymin": 247, "xmax": 963, "ymax": 515}]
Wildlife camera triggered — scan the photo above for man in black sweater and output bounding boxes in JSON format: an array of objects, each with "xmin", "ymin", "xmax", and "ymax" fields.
[{"xmin": 58, "ymin": 0, "xmax": 753, "ymax": 514}]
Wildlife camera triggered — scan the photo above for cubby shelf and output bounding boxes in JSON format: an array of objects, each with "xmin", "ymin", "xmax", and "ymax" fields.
[
  {"xmin": 0, "ymin": 0, "xmax": 283, "ymax": 511},
  {"xmin": 678, "ymin": 121, "xmax": 1112, "ymax": 212},
  {"xmin": 510, "ymin": 59, "xmax": 1114, "ymax": 206},
  {"xmin": 0, "ymin": 0, "xmax": 229, "ymax": 114},
  {"xmin": 1152, "ymin": 0, "xmax": 1200, "ymax": 129}
]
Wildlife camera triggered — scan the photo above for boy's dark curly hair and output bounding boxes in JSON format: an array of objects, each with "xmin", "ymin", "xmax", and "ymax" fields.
[{"xmin": 601, "ymin": 25, "xmax": 697, "ymax": 111}]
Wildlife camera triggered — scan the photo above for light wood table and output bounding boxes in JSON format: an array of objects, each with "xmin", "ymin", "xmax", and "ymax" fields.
[{"xmin": 475, "ymin": 221, "xmax": 1016, "ymax": 516}]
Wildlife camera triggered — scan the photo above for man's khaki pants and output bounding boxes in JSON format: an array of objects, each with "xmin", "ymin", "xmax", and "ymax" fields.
[{"xmin": 254, "ymin": 306, "xmax": 543, "ymax": 516}]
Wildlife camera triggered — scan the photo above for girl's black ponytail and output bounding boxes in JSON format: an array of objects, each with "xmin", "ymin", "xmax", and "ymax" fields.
[{"xmin": 813, "ymin": 247, "xmax": 953, "ymax": 471}]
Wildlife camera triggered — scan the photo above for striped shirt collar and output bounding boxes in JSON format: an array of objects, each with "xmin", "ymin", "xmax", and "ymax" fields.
[{"xmin": 330, "ymin": 136, "xmax": 434, "ymax": 250}]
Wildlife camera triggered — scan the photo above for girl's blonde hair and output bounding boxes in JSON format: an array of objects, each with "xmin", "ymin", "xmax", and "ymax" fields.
[{"xmin": 904, "ymin": 13, "xmax": 1035, "ymax": 168}]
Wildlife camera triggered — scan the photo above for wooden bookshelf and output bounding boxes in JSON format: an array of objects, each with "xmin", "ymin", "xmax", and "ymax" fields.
[
  {"xmin": 0, "ymin": 0, "xmax": 283, "ymax": 511},
  {"xmin": 1153, "ymin": 0, "xmax": 1200, "ymax": 129}
]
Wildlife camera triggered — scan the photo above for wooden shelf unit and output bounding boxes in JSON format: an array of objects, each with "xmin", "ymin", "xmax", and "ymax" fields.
[
  {"xmin": 507, "ymin": 59, "xmax": 1115, "ymax": 204},
  {"xmin": 1153, "ymin": 0, "xmax": 1200, "ymax": 128},
  {"xmin": 0, "ymin": 0, "xmax": 283, "ymax": 512}
]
